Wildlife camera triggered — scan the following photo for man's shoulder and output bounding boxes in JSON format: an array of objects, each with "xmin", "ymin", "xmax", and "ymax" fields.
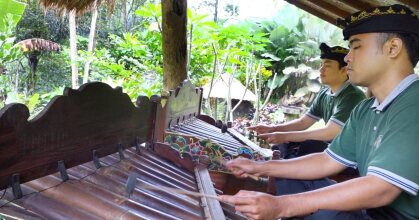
[
  {"xmin": 336, "ymin": 84, "xmax": 366, "ymax": 106},
  {"xmin": 318, "ymin": 87, "xmax": 329, "ymax": 94},
  {"xmin": 404, "ymin": 79, "xmax": 419, "ymax": 93},
  {"xmin": 390, "ymin": 80, "xmax": 419, "ymax": 111},
  {"xmin": 355, "ymin": 97, "xmax": 374, "ymax": 108},
  {"xmin": 346, "ymin": 98, "xmax": 374, "ymax": 117},
  {"xmin": 342, "ymin": 84, "xmax": 366, "ymax": 97},
  {"xmin": 313, "ymin": 87, "xmax": 329, "ymax": 100}
]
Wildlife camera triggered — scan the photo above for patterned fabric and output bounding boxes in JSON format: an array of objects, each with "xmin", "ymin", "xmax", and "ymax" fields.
[
  {"xmin": 164, "ymin": 134, "xmax": 270, "ymax": 171},
  {"xmin": 337, "ymin": 4, "xmax": 419, "ymax": 40}
]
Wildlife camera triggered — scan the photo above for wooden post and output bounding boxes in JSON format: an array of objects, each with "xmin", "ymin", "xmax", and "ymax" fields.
[
  {"xmin": 162, "ymin": 0, "xmax": 188, "ymax": 92},
  {"xmin": 69, "ymin": 10, "xmax": 78, "ymax": 89}
]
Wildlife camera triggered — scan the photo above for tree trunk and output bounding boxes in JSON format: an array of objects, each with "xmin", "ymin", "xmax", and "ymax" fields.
[
  {"xmin": 225, "ymin": 70, "xmax": 233, "ymax": 123},
  {"xmin": 214, "ymin": 98, "xmax": 218, "ymax": 119},
  {"xmin": 162, "ymin": 0, "xmax": 187, "ymax": 92},
  {"xmin": 69, "ymin": 10, "xmax": 79, "ymax": 89},
  {"xmin": 15, "ymin": 65, "xmax": 19, "ymax": 92},
  {"xmin": 253, "ymin": 65, "xmax": 260, "ymax": 125},
  {"xmin": 83, "ymin": 0, "xmax": 99, "ymax": 84},
  {"xmin": 231, "ymin": 60, "xmax": 251, "ymax": 115},
  {"xmin": 260, "ymin": 70, "xmax": 277, "ymax": 109},
  {"xmin": 123, "ymin": 0, "xmax": 128, "ymax": 32},
  {"xmin": 213, "ymin": 0, "xmax": 219, "ymax": 22},
  {"xmin": 256, "ymin": 62, "xmax": 263, "ymax": 123}
]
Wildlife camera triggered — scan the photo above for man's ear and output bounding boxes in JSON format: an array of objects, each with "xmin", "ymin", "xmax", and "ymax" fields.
[{"xmin": 386, "ymin": 37, "xmax": 403, "ymax": 58}]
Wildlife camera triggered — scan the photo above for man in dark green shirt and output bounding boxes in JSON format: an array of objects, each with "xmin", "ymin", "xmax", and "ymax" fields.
[
  {"xmin": 220, "ymin": 4, "xmax": 419, "ymax": 220},
  {"xmin": 250, "ymin": 43, "xmax": 365, "ymax": 159}
]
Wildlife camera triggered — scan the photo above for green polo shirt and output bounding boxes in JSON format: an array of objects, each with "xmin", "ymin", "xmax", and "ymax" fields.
[
  {"xmin": 306, "ymin": 81, "xmax": 366, "ymax": 126},
  {"xmin": 327, "ymin": 74, "xmax": 419, "ymax": 219}
]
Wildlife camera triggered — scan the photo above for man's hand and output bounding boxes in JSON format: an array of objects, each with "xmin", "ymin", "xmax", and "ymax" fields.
[
  {"xmin": 258, "ymin": 132, "xmax": 288, "ymax": 144},
  {"xmin": 247, "ymin": 124, "xmax": 275, "ymax": 134},
  {"xmin": 219, "ymin": 190, "xmax": 284, "ymax": 220},
  {"xmin": 225, "ymin": 158, "xmax": 262, "ymax": 178}
]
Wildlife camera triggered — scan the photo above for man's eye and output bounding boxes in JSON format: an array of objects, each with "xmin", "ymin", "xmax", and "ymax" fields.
[{"xmin": 353, "ymin": 46, "xmax": 361, "ymax": 50}]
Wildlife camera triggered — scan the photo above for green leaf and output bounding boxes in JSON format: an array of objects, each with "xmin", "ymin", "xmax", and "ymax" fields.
[
  {"xmin": 273, "ymin": 4, "xmax": 301, "ymax": 31},
  {"xmin": 306, "ymin": 79, "xmax": 321, "ymax": 92},
  {"xmin": 267, "ymin": 75, "xmax": 289, "ymax": 89},
  {"xmin": 294, "ymin": 87, "xmax": 309, "ymax": 97},
  {"xmin": 308, "ymin": 70, "xmax": 320, "ymax": 79},
  {"xmin": 269, "ymin": 26, "xmax": 288, "ymax": 44},
  {"xmin": 0, "ymin": 0, "xmax": 26, "ymax": 32},
  {"xmin": 228, "ymin": 57, "xmax": 242, "ymax": 65},
  {"xmin": 283, "ymin": 55, "xmax": 296, "ymax": 63},
  {"xmin": 296, "ymin": 64, "xmax": 311, "ymax": 73},
  {"xmin": 27, "ymin": 93, "xmax": 40, "ymax": 112},
  {"xmin": 283, "ymin": 66, "xmax": 296, "ymax": 75},
  {"xmin": 261, "ymin": 53, "xmax": 281, "ymax": 61}
]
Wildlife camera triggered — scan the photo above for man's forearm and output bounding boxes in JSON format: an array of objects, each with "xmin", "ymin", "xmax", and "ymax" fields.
[
  {"xmin": 273, "ymin": 118, "xmax": 310, "ymax": 132},
  {"xmin": 280, "ymin": 121, "xmax": 342, "ymax": 143},
  {"xmin": 254, "ymin": 152, "xmax": 345, "ymax": 179},
  {"xmin": 283, "ymin": 128, "xmax": 337, "ymax": 143},
  {"xmin": 279, "ymin": 175, "xmax": 402, "ymax": 217}
]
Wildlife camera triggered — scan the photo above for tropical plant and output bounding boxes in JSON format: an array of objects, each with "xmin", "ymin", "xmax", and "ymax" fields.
[
  {"xmin": 257, "ymin": 4, "xmax": 344, "ymax": 103},
  {"xmin": 0, "ymin": 0, "xmax": 26, "ymax": 32},
  {"xmin": 78, "ymin": 3, "xmax": 165, "ymax": 99},
  {"xmin": 0, "ymin": 14, "xmax": 22, "ymax": 73},
  {"xmin": 0, "ymin": 0, "xmax": 26, "ymax": 107},
  {"xmin": 15, "ymin": 38, "xmax": 61, "ymax": 93}
]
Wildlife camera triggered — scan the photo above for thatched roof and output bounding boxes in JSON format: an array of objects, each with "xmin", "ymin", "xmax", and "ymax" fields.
[
  {"xmin": 202, "ymin": 74, "xmax": 257, "ymax": 101},
  {"xmin": 38, "ymin": 0, "xmax": 114, "ymax": 15}
]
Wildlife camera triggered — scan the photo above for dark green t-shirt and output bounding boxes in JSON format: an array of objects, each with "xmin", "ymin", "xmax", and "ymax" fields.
[
  {"xmin": 307, "ymin": 81, "xmax": 366, "ymax": 126},
  {"xmin": 327, "ymin": 74, "xmax": 419, "ymax": 219}
]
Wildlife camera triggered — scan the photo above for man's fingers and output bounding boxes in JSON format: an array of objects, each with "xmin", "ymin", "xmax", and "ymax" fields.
[
  {"xmin": 230, "ymin": 168, "xmax": 250, "ymax": 178},
  {"xmin": 257, "ymin": 133, "xmax": 268, "ymax": 137},
  {"xmin": 235, "ymin": 205, "xmax": 259, "ymax": 216},
  {"xmin": 257, "ymin": 133, "xmax": 269, "ymax": 139},
  {"xmin": 218, "ymin": 195, "xmax": 233, "ymax": 203},
  {"xmin": 247, "ymin": 126, "xmax": 258, "ymax": 130},
  {"xmin": 219, "ymin": 195, "xmax": 257, "ymax": 206},
  {"xmin": 232, "ymin": 169, "xmax": 246, "ymax": 177},
  {"xmin": 218, "ymin": 195, "xmax": 243, "ymax": 204},
  {"xmin": 235, "ymin": 190, "xmax": 257, "ymax": 197},
  {"xmin": 226, "ymin": 158, "xmax": 249, "ymax": 168},
  {"xmin": 224, "ymin": 158, "xmax": 254, "ymax": 178}
]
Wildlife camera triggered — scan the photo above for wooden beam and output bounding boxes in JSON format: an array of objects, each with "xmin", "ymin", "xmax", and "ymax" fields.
[
  {"xmin": 397, "ymin": 0, "xmax": 419, "ymax": 11},
  {"xmin": 285, "ymin": 0, "xmax": 336, "ymax": 25},
  {"xmin": 195, "ymin": 166, "xmax": 226, "ymax": 220},
  {"xmin": 338, "ymin": 0, "xmax": 375, "ymax": 11},
  {"xmin": 302, "ymin": 0, "xmax": 352, "ymax": 18}
]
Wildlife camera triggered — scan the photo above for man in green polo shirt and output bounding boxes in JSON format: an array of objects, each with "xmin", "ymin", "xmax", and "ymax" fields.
[
  {"xmin": 219, "ymin": 4, "xmax": 419, "ymax": 220},
  {"xmin": 250, "ymin": 43, "xmax": 365, "ymax": 159}
]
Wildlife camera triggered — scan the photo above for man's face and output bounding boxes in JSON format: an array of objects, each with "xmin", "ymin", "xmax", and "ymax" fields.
[
  {"xmin": 319, "ymin": 59, "xmax": 344, "ymax": 86},
  {"xmin": 344, "ymin": 33, "xmax": 387, "ymax": 87}
]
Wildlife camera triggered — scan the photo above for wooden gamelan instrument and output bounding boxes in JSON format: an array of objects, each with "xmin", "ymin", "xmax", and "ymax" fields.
[{"xmin": 0, "ymin": 81, "xmax": 273, "ymax": 219}]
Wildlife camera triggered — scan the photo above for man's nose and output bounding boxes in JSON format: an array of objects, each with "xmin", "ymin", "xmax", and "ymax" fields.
[{"xmin": 344, "ymin": 50, "xmax": 352, "ymax": 63}]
